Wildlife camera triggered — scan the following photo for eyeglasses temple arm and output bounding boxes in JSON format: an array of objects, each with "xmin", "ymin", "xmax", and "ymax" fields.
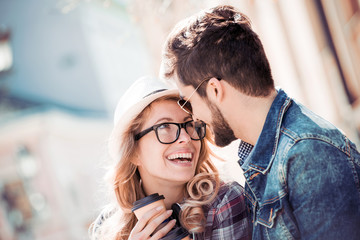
[{"xmin": 134, "ymin": 127, "xmax": 154, "ymax": 140}]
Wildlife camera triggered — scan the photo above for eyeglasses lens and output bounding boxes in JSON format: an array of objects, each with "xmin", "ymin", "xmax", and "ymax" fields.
[
  {"xmin": 156, "ymin": 121, "xmax": 206, "ymax": 144},
  {"xmin": 185, "ymin": 121, "xmax": 205, "ymax": 140},
  {"xmin": 157, "ymin": 123, "xmax": 179, "ymax": 143}
]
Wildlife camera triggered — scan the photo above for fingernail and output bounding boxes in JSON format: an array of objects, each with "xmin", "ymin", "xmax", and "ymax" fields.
[
  {"xmin": 166, "ymin": 210, "xmax": 173, "ymax": 215},
  {"xmin": 156, "ymin": 206, "xmax": 164, "ymax": 211}
]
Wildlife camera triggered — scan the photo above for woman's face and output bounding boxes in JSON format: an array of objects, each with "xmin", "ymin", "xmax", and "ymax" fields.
[{"xmin": 135, "ymin": 99, "xmax": 201, "ymax": 187}]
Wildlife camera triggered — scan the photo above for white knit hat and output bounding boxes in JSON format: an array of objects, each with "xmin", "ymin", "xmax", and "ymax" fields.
[{"xmin": 109, "ymin": 76, "xmax": 178, "ymax": 160}]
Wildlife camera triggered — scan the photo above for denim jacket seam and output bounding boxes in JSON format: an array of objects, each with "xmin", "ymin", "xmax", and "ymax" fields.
[
  {"xmin": 258, "ymin": 217, "xmax": 272, "ymax": 227},
  {"xmin": 272, "ymin": 97, "xmax": 292, "ymax": 154},
  {"xmin": 280, "ymin": 127, "xmax": 297, "ymax": 141},
  {"xmin": 346, "ymin": 137, "xmax": 360, "ymax": 164},
  {"xmin": 262, "ymin": 195, "xmax": 280, "ymax": 205},
  {"xmin": 345, "ymin": 136, "xmax": 351, "ymax": 156},
  {"xmin": 281, "ymin": 128, "xmax": 350, "ymax": 157},
  {"xmin": 267, "ymin": 97, "xmax": 292, "ymax": 174},
  {"xmin": 299, "ymin": 137, "xmax": 348, "ymax": 155},
  {"xmin": 350, "ymin": 161, "xmax": 360, "ymax": 197},
  {"xmin": 244, "ymin": 184, "xmax": 257, "ymax": 206},
  {"xmin": 262, "ymin": 191, "xmax": 287, "ymax": 206},
  {"xmin": 344, "ymin": 139, "xmax": 360, "ymax": 195},
  {"xmin": 257, "ymin": 200, "xmax": 287, "ymax": 228},
  {"xmin": 249, "ymin": 163, "xmax": 266, "ymax": 171}
]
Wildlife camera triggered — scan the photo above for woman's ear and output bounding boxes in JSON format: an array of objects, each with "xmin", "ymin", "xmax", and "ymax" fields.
[
  {"xmin": 206, "ymin": 77, "xmax": 224, "ymax": 103},
  {"xmin": 131, "ymin": 154, "xmax": 142, "ymax": 166}
]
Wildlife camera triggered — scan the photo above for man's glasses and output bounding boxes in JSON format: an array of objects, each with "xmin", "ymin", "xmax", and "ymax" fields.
[
  {"xmin": 177, "ymin": 77, "xmax": 217, "ymax": 115},
  {"xmin": 135, "ymin": 120, "xmax": 206, "ymax": 144}
]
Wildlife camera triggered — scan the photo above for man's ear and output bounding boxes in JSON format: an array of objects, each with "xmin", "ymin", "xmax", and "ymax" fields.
[{"xmin": 206, "ymin": 77, "xmax": 224, "ymax": 103}]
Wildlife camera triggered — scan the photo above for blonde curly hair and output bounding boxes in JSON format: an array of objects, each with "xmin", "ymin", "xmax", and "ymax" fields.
[{"xmin": 89, "ymin": 95, "xmax": 220, "ymax": 240}]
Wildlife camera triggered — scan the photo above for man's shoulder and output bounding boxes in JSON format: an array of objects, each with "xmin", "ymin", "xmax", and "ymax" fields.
[{"xmin": 280, "ymin": 100, "xmax": 348, "ymax": 148}]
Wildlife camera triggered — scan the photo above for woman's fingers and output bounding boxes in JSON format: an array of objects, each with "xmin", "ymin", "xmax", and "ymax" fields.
[
  {"xmin": 141, "ymin": 210, "xmax": 173, "ymax": 236},
  {"xmin": 129, "ymin": 207, "xmax": 174, "ymax": 240},
  {"xmin": 150, "ymin": 219, "xmax": 177, "ymax": 239},
  {"xmin": 132, "ymin": 206, "xmax": 165, "ymax": 233}
]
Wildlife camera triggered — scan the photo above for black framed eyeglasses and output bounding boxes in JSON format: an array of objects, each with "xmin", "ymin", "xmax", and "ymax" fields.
[{"xmin": 135, "ymin": 120, "xmax": 206, "ymax": 144}]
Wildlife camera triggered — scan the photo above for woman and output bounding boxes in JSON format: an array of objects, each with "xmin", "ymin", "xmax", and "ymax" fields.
[{"xmin": 89, "ymin": 76, "xmax": 250, "ymax": 240}]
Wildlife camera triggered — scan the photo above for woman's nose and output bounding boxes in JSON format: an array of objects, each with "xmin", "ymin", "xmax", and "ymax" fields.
[{"xmin": 177, "ymin": 128, "xmax": 191, "ymax": 143}]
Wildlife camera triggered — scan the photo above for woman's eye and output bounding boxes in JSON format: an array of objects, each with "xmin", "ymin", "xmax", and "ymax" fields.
[
  {"xmin": 186, "ymin": 121, "xmax": 195, "ymax": 129},
  {"xmin": 188, "ymin": 122, "xmax": 195, "ymax": 127},
  {"xmin": 158, "ymin": 123, "xmax": 171, "ymax": 129}
]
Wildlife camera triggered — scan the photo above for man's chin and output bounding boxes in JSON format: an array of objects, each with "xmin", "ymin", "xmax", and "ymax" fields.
[
  {"xmin": 207, "ymin": 99, "xmax": 237, "ymax": 147},
  {"xmin": 214, "ymin": 133, "xmax": 237, "ymax": 147}
]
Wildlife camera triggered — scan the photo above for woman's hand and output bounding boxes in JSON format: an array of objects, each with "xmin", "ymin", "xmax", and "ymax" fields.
[{"xmin": 129, "ymin": 206, "xmax": 176, "ymax": 240}]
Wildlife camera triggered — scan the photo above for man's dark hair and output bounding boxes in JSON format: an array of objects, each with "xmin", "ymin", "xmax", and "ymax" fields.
[{"xmin": 162, "ymin": 5, "xmax": 274, "ymax": 97}]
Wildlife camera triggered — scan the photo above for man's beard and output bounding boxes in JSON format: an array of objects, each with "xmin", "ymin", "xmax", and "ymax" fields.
[{"xmin": 209, "ymin": 102, "xmax": 237, "ymax": 147}]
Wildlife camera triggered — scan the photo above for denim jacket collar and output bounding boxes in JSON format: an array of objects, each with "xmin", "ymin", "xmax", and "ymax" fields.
[{"xmin": 241, "ymin": 88, "xmax": 292, "ymax": 173}]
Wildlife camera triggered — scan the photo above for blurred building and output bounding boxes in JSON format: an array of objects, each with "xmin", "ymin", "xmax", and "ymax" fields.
[
  {"xmin": 0, "ymin": 0, "xmax": 359, "ymax": 239},
  {"xmin": 0, "ymin": 107, "xmax": 112, "ymax": 239},
  {"xmin": 0, "ymin": 0, "xmax": 152, "ymax": 239}
]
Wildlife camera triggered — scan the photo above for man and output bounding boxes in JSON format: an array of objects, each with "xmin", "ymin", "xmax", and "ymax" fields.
[{"xmin": 161, "ymin": 4, "xmax": 360, "ymax": 240}]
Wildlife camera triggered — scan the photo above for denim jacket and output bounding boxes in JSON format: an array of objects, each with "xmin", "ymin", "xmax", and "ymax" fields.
[{"xmin": 239, "ymin": 89, "xmax": 360, "ymax": 240}]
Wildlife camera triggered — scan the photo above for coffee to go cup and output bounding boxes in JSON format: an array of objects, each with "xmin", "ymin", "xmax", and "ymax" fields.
[
  {"xmin": 132, "ymin": 193, "xmax": 166, "ymax": 219},
  {"xmin": 160, "ymin": 226, "xmax": 191, "ymax": 240},
  {"xmin": 132, "ymin": 193, "xmax": 167, "ymax": 235}
]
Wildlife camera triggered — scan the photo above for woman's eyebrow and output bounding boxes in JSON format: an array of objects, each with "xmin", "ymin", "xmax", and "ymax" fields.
[
  {"xmin": 153, "ymin": 116, "xmax": 192, "ymax": 125},
  {"xmin": 153, "ymin": 117, "xmax": 173, "ymax": 124}
]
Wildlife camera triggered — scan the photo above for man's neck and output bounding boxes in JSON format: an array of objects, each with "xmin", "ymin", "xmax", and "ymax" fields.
[{"xmin": 223, "ymin": 89, "xmax": 277, "ymax": 145}]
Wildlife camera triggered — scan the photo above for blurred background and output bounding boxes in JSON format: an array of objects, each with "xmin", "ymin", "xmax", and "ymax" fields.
[{"xmin": 0, "ymin": 0, "xmax": 359, "ymax": 239}]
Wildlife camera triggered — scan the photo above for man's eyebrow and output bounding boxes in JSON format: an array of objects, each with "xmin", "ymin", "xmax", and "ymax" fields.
[{"xmin": 184, "ymin": 116, "xmax": 192, "ymax": 121}]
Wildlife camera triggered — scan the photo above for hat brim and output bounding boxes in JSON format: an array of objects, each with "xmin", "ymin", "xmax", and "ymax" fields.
[{"xmin": 108, "ymin": 88, "xmax": 179, "ymax": 160}]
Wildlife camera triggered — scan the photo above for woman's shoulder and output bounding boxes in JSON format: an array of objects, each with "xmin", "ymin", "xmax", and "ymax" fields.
[
  {"xmin": 90, "ymin": 206, "xmax": 117, "ymax": 237},
  {"xmin": 95, "ymin": 208, "xmax": 114, "ymax": 225},
  {"xmin": 211, "ymin": 181, "xmax": 245, "ymax": 209},
  {"xmin": 217, "ymin": 181, "xmax": 245, "ymax": 198}
]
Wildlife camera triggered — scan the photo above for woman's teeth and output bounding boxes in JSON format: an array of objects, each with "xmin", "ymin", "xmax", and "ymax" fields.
[{"xmin": 167, "ymin": 153, "xmax": 192, "ymax": 161}]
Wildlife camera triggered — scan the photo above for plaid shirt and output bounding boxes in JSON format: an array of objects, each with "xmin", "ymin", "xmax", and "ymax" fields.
[{"xmin": 192, "ymin": 181, "xmax": 252, "ymax": 240}]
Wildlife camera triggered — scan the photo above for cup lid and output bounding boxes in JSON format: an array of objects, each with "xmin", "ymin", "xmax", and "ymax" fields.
[{"xmin": 132, "ymin": 193, "xmax": 165, "ymax": 212}]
